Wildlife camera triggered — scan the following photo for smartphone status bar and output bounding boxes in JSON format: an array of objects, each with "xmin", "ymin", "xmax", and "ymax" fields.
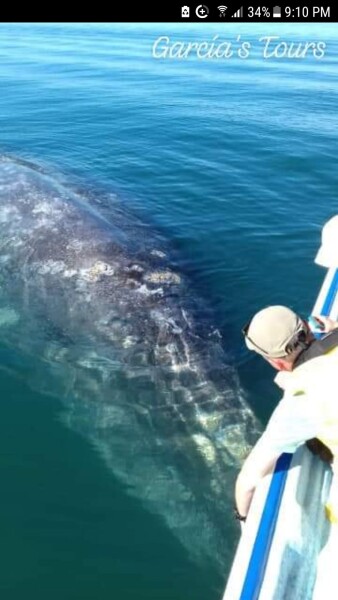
[
  {"xmin": 180, "ymin": 4, "xmax": 332, "ymax": 22},
  {"xmin": 0, "ymin": 5, "xmax": 335, "ymax": 22}
]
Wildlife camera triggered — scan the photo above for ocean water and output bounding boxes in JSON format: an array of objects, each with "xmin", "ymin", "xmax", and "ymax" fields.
[{"xmin": 0, "ymin": 22, "xmax": 338, "ymax": 599}]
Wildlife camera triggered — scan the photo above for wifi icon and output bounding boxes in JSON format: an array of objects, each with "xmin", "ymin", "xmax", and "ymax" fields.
[{"xmin": 218, "ymin": 5, "xmax": 227, "ymax": 16}]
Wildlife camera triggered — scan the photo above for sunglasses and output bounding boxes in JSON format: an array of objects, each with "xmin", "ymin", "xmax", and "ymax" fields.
[
  {"xmin": 242, "ymin": 319, "xmax": 309, "ymax": 358},
  {"xmin": 241, "ymin": 320, "xmax": 272, "ymax": 356}
]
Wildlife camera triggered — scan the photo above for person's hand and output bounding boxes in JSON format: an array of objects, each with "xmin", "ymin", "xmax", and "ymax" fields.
[
  {"xmin": 313, "ymin": 315, "xmax": 338, "ymax": 333},
  {"xmin": 306, "ymin": 438, "xmax": 333, "ymax": 464}
]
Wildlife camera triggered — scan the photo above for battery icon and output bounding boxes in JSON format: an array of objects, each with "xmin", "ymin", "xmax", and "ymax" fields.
[{"xmin": 273, "ymin": 6, "xmax": 281, "ymax": 17}]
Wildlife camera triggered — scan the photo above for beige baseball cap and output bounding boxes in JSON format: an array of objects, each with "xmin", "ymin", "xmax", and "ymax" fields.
[
  {"xmin": 243, "ymin": 305, "xmax": 305, "ymax": 358},
  {"xmin": 315, "ymin": 215, "xmax": 338, "ymax": 268}
]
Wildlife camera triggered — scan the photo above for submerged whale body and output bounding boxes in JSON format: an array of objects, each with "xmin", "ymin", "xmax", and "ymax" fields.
[{"xmin": 0, "ymin": 156, "xmax": 260, "ymax": 571}]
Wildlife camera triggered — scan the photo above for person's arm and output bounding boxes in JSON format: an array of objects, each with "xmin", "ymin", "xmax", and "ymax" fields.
[
  {"xmin": 235, "ymin": 441, "xmax": 280, "ymax": 518},
  {"xmin": 234, "ymin": 391, "xmax": 319, "ymax": 520}
]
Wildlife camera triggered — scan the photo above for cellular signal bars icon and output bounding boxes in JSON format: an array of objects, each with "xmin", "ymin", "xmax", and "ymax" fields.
[{"xmin": 231, "ymin": 6, "xmax": 243, "ymax": 17}]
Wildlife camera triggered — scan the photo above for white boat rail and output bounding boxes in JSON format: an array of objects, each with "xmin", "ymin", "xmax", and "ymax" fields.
[{"xmin": 223, "ymin": 220, "xmax": 338, "ymax": 600}]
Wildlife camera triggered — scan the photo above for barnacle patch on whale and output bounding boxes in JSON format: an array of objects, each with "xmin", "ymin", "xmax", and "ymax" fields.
[
  {"xmin": 82, "ymin": 261, "xmax": 115, "ymax": 282},
  {"xmin": 144, "ymin": 270, "xmax": 181, "ymax": 285}
]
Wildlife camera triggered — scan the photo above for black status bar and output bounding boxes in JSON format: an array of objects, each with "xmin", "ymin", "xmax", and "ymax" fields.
[
  {"xmin": 183, "ymin": 5, "xmax": 334, "ymax": 22},
  {"xmin": 0, "ymin": 5, "xmax": 336, "ymax": 22}
]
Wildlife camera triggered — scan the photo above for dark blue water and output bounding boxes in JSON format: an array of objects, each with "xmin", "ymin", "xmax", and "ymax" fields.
[{"xmin": 0, "ymin": 23, "xmax": 337, "ymax": 599}]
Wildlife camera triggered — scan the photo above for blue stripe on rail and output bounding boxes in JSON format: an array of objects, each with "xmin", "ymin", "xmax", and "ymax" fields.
[
  {"xmin": 312, "ymin": 269, "xmax": 338, "ymax": 339},
  {"xmin": 239, "ymin": 453, "xmax": 293, "ymax": 600},
  {"xmin": 320, "ymin": 269, "xmax": 338, "ymax": 316}
]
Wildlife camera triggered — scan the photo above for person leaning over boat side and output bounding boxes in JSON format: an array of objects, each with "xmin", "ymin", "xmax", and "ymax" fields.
[{"xmin": 235, "ymin": 305, "xmax": 338, "ymax": 522}]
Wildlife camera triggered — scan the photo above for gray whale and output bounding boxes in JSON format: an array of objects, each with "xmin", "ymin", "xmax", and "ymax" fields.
[{"xmin": 0, "ymin": 156, "xmax": 260, "ymax": 570}]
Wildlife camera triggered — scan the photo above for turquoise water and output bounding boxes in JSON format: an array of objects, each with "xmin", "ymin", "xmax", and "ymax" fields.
[{"xmin": 0, "ymin": 23, "xmax": 338, "ymax": 599}]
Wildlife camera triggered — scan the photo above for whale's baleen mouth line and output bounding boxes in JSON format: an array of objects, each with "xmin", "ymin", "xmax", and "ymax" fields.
[{"xmin": 0, "ymin": 155, "xmax": 260, "ymax": 571}]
